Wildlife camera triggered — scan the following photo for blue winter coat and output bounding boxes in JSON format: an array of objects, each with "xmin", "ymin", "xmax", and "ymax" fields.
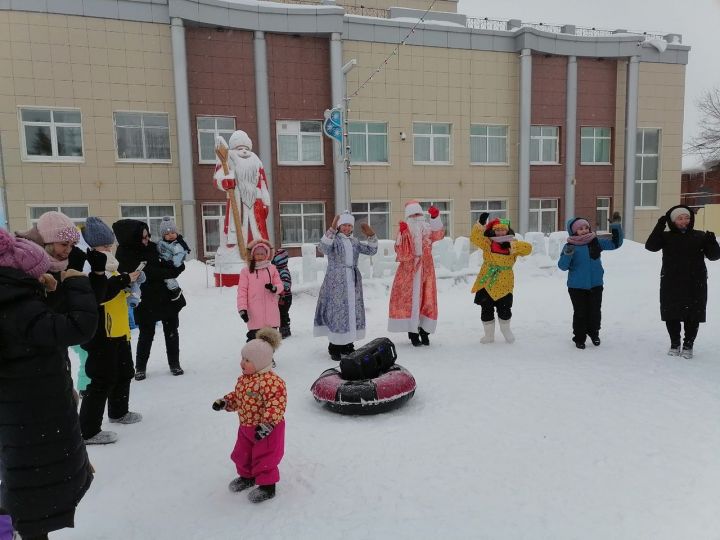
[{"xmin": 558, "ymin": 219, "xmax": 623, "ymax": 289}]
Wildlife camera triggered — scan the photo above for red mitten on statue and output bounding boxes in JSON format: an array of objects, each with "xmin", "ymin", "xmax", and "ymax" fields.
[
  {"xmin": 428, "ymin": 206, "xmax": 440, "ymax": 219},
  {"xmin": 221, "ymin": 178, "xmax": 236, "ymax": 190},
  {"xmin": 399, "ymin": 221, "xmax": 409, "ymax": 234}
]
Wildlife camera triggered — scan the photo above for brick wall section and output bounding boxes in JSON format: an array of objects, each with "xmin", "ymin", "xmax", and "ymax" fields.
[
  {"xmin": 682, "ymin": 167, "xmax": 720, "ymax": 209},
  {"xmin": 266, "ymin": 34, "xmax": 335, "ymax": 256},
  {"xmin": 186, "ymin": 27, "xmax": 256, "ymax": 259},
  {"xmin": 575, "ymin": 58, "xmax": 617, "ymax": 228}
]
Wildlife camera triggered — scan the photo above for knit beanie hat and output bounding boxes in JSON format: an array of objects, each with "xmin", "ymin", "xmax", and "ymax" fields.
[
  {"xmin": 0, "ymin": 228, "xmax": 51, "ymax": 278},
  {"xmin": 571, "ymin": 218, "xmax": 591, "ymax": 234},
  {"xmin": 36, "ymin": 211, "xmax": 80, "ymax": 244},
  {"xmin": 404, "ymin": 200, "xmax": 423, "ymax": 219},
  {"xmin": 337, "ymin": 212, "xmax": 355, "ymax": 227},
  {"xmin": 669, "ymin": 207, "xmax": 691, "ymax": 223},
  {"xmin": 159, "ymin": 216, "xmax": 177, "ymax": 236},
  {"xmin": 249, "ymin": 239, "xmax": 272, "ymax": 259},
  {"xmin": 241, "ymin": 327, "xmax": 282, "ymax": 372},
  {"xmin": 83, "ymin": 217, "xmax": 115, "ymax": 248}
]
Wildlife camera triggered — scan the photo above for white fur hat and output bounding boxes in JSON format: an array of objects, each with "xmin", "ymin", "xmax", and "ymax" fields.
[
  {"xmin": 228, "ymin": 130, "xmax": 252, "ymax": 151},
  {"xmin": 337, "ymin": 212, "xmax": 355, "ymax": 227},
  {"xmin": 404, "ymin": 200, "xmax": 423, "ymax": 219},
  {"xmin": 669, "ymin": 207, "xmax": 691, "ymax": 223}
]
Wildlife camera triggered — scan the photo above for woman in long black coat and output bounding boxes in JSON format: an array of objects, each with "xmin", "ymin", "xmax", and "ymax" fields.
[
  {"xmin": 645, "ymin": 204, "xmax": 720, "ymax": 358},
  {"xmin": 0, "ymin": 237, "xmax": 98, "ymax": 538},
  {"xmin": 112, "ymin": 219, "xmax": 186, "ymax": 379}
]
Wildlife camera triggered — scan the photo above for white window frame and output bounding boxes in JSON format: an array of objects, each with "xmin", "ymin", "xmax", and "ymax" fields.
[
  {"xmin": 529, "ymin": 198, "xmax": 558, "ymax": 233},
  {"xmin": 18, "ymin": 107, "xmax": 85, "ymax": 163},
  {"xmin": 28, "ymin": 205, "xmax": 88, "ymax": 228},
  {"xmin": 596, "ymin": 197, "xmax": 611, "ymax": 233},
  {"xmin": 119, "ymin": 203, "xmax": 176, "ymax": 239},
  {"xmin": 530, "ymin": 125, "xmax": 559, "ymax": 165},
  {"xmin": 113, "ymin": 111, "xmax": 172, "ymax": 163},
  {"xmin": 580, "ymin": 127, "xmax": 612, "ymax": 165},
  {"xmin": 279, "ymin": 201, "xmax": 325, "ymax": 247},
  {"xmin": 350, "ymin": 201, "xmax": 391, "ymax": 239},
  {"xmin": 470, "ymin": 124, "xmax": 508, "ymax": 165},
  {"xmin": 276, "ymin": 120, "xmax": 324, "ymax": 166},
  {"xmin": 635, "ymin": 128, "xmax": 661, "ymax": 209},
  {"xmin": 470, "ymin": 200, "xmax": 508, "ymax": 225},
  {"xmin": 201, "ymin": 202, "xmax": 227, "ymax": 256},
  {"xmin": 197, "ymin": 116, "xmax": 236, "ymax": 164},
  {"xmin": 348, "ymin": 121, "xmax": 389, "ymax": 165},
  {"xmin": 413, "ymin": 122, "xmax": 452, "ymax": 165},
  {"xmin": 418, "ymin": 200, "xmax": 452, "ymax": 236}
]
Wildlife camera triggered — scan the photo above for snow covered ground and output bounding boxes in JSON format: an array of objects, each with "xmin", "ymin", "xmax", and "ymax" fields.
[{"xmin": 58, "ymin": 240, "xmax": 720, "ymax": 540}]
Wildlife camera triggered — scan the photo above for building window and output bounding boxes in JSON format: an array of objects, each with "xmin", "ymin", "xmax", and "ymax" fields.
[
  {"xmin": 197, "ymin": 116, "xmax": 235, "ymax": 164},
  {"xmin": 595, "ymin": 197, "xmax": 611, "ymax": 233},
  {"xmin": 279, "ymin": 202, "xmax": 325, "ymax": 246},
  {"xmin": 114, "ymin": 112, "xmax": 171, "ymax": 162},
  {"xmin": 202, "ymin": 203, "xmax": 227, "ymax": 255},
  {"xmin": 349, "ymin": 122, "xmax": 388, "ymax": 164},
  {"xmin": 580, "ymin": 127, "xmax": 611, "ymax": 164},
  {"xmin": 529, "ymin": 199, "xmax": 558, "ymax": 233},
  {"xmin": 29, "ymin": 205, "xmax": 88, "ymax": 227},
  {"xmin": 276, "ymin": 121, "xmax": 323, "ymax": 165},
  {"xmin": 470, "ymin": 200, "xmax": 508, "ymax": 225},
  {"xmin": 19, "ymin": 108, "xmax": 83, "ymax": 162},
  {"xmin": 351, "ymin": 201, "xmax": 390, "ymax": 239},
  {"xmin": 635, "ymin": 128, "xmax": 660, "ymax": 208},
  {"xmin": 120, "ymin": 204, "xmax": 175, "ymax": 239},
  {"xmin": 530, "ymin": 126, "xmax": 559, "ymax": 164},
  {"xmin": 413, "ymin": 122, "xmax": 451, "ymax": 164},
  {"xmin": 470, "ymin": 125, "xmax": 507, "ymax": 164},
  {"xmin": 418, "ymin": 200, "xmax": 451, "ymax": 235}
]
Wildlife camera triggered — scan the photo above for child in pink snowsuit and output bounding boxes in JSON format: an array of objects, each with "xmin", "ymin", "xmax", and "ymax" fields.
[{"xmin": 212, "ymin": 327, "xmax": 286, "ymax": 503}]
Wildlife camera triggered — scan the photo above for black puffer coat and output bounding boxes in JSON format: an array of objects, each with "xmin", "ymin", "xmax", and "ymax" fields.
[
  {"xmin": 645, "ymin": 205, "xmax": 720, "ymax": 322},
  {"xmin": 0, "ymin": 269, "xmax": 98, "ymax": 537},
  {"xmin": 112, "ymin": 219, "xmax": 186, "ymax": 325}
]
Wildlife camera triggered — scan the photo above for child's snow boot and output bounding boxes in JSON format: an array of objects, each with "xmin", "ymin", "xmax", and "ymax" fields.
[
  {"xmin": 589, "ymin": 333, "xmax": 601, "ymax": 346},
  {"xmin": 480, "ymin": 320, "xmax": 495, "ymax": 344},
  {"xmin": 499, "ymin": 319, "xmax": 515, "ymax": 343},
  {"xmin": 109, "ymin": 411, "xmax": 143, "ymax": 424},
  {"xmin": 84, "ymin": 430, "xmax": 118, "ymax": 445},
  {"xmin": 408, "ymin": 333, "xmax": 422, "ymax": 347},
  {"xmin": 228, "ymin": 476, "xmax": 255, "ymax": 493},
  {"xmin": 418, "ymin": 328, "xmax": 430, "ymax": 346},
  {"xmin": 248, "ymin": 484, "xmax": 275, "ymax": 503}
]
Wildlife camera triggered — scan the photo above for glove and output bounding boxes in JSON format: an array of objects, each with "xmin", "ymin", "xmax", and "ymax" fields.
[
  {"xmin": 212, "ymin": 399, "xmax": 226, "ymax": 411},
  {"xmin": 610, "ymin": 211, "xmax": 622, "ymax": 224},
  {"xmin": 221, "ymin": 178, "xmax": 236, "ymax": 190},
  {"xmin": 478, "ymin": 212, "xmax": 490, "ymax": 226},
  {"xmin": 428, "ymin": 206, "xmax": 440, "ymax": 219},
  {"xmin": 264, "ymin": 283, "xmax": 277, "ymax": 293},
  {"xmin": 86, "ymin": 249, "xmax": 107, "ymax": 272},
  {"xmin": 239, "ymin": 310, "xmax": 249, "ymax": 323},
  {"xmin": 255, "ymin": 423, "xmax": 274, "ymax": 441},
  {"xmin": 562, "ymin": 244, "xmax": 575, "ymax": 256},
  {"xmin": 67, "ymin": 246, "xmax": 86, "ymax": 271},
  {"xmin": 706, "ymin": 231, "xmax": 716, "ymax": 242},
  {"xmin": 656, "ymin": 216, "xmax": 667, "ymax": 227},
  {"xmin": 398, "ymin": 221, "xmax": 409, "ymax": 234}
]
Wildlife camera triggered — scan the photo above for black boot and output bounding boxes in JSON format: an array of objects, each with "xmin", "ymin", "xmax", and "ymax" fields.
[
  {"xmin": 228, "ymin": 476, "xmax": 255, "ymax": 493},
  {"xmin": 589, "ymin": 333, "xmax": 601, "ymax": 346},
  {"xmin": 280, "ymin": 326, "xmax": 291, "ymax": 338},
  {"xmin": 341, "ymin": 343, "xmax": 355, "ymax": 355},
  {"xmin": 248, "ymin": 484, "xmax": 276, "ymax": 503},
  {"xmin": 328, "ymin": 343, "xmax": 342, "ymax": 361},
  {"xmin": 418, "ymin": 328, "xmax": 430, "ymax": 346},
  {"xmin": 408, "ymin": 332, "xmax": 421, "ymax": 347}
]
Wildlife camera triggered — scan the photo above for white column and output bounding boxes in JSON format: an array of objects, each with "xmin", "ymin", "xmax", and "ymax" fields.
[
  {"xmin": 623, "ymin": 56, "xmax": 640, "ymax": 240},
  {"xmin": 329, "ymin": 32, "xmax": 348, "ymax": 213},
  {"xmin": 254, "ymin": 31, "xmax": 275, "ymax": 244},
  {"xmin": 518, "ymin": 48, "xmax": 532, "ymax": 234},
  {"xmin": 565, "ymin": 55, "xmax": 577, "ymax": 221}
]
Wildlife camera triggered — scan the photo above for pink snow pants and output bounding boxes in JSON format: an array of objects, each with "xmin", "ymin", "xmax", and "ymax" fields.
[{"xmin": 230, "ymin": 420, "xmax": 285, "ymax": 486}]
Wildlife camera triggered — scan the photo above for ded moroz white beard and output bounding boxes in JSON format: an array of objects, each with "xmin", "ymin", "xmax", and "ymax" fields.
[
  {"xmin": 229, "ymin": 150, "xmax": 263, "ymax": 209},
  {"xmin": 406, "ymin": 215, "xmax": 430, "ymax": 256}
]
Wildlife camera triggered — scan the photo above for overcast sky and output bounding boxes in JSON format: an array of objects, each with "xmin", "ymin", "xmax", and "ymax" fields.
[{"xmin": 458, "ymin": 0, "xmax": 720, "ymax": 169}]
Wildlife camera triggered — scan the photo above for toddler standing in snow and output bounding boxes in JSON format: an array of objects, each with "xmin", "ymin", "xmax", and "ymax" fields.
[
  {"xmin": 212, "ymin": 328, "xmax": 286, "ymax": 503},
  {"xmin": 557, "ymin": 214, "xmax": 623, "ymax": 349},
  {"xmin": 271, "ymin": 248, "xmax": 293, "ymax": 338},
  {"xmin": 156, "ymin": 216, "xmax": 190, "ymax": 301}
]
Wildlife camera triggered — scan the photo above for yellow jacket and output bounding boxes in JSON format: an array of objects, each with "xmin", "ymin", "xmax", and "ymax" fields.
[{"xmin": 470, "ymin": 223, "xmax": 532, "ymax": 300}]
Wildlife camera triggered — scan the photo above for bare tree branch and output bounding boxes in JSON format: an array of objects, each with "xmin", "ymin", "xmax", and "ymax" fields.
[{"xmin": 688, "ymin": 88, "xmax": 720, "ymax": 163}]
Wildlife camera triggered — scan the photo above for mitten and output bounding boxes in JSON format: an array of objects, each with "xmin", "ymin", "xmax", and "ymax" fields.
[
  {"xmin": 398, "ymin": 221, "xmax": 409, "ymax": 233},
  {"xmin": 610, "ymin": 211, "xmax": 622, "ymax": 224},
  {"xmin": 706, "ymin": 231, "xmax": 716, "ymax": 242},
  {"xmin": 67, "ymin": 247, "xmax": 87, "ymax": 271},
  {"xmin": 428, "ymin": 206, "xmax": 440, "ymax": 219},
  {"xmin": 212, "ymin": 399, "xmax": 226, "ymax": 411},
  {"xmin": 656, "ymin": 215, "xmax": 667, "ymax": 227},
  {"xmin": 264, "ymin": 283, "xmax": 277, "ymax": 293},
  {"xmin": 478, "ymin": 212, "xmax": 490, "ymax": 225},
  {"xmin": 255, "ymin": 423, "xmax": 274, "ymax": 441},
  {"xmin": 86, "ymin": 249, "xmax": 107, "ymax": 272},
  {"xmin": 239, "ymin": 310, "xmax": 249, "ymax": 323},
  {"xmin": 562, "ymin": 244, "xmax": 575, "ymax": 256},
  {"xmin": 221, "ymin": 178, "xmax": 236, "ymax": 190}
]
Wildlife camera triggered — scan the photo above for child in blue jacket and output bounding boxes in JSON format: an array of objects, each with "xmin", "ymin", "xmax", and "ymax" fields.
[{"xmin": 558, "ymin": 214, "xmax": 623, "ymax": 349}]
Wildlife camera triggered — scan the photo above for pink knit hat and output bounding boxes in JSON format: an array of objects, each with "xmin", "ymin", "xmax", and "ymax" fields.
[
  {"xmin": 36, "ymin": 211, "xmax": 80, "ymax": 244},
  {"xmin": 571, "ymin": 218, "xmax": 591, "ymax": 234},
  {"xmin": 241, "ymin": 328, "xmax": 282, "ymax": 372},
  {"xmin": 0, "ymin": 228, "xmax": 51, "ymax": 278}
]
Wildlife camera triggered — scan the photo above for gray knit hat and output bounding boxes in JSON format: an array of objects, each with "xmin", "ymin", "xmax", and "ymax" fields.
[
  {"xmin": 159, "ymin": 216, "xmax": 177, "ymax": 235},
  {"xmin": 83, "ymin": 217, "xmax": 115, "ymax": 248}
]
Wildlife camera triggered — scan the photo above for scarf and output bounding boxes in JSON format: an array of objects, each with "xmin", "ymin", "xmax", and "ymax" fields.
[
  {"xmin": 253, "ymin": 260, "xmax": 271, "ymax": 270},
  {"xmin": 490, "ymin": 234, "xmax": 515, "ymax": 255},
  {"xmin": 47, "ymin": 254, "xmax": 69, "ymax": 272},
  {"xmin": 566, "ymin": 232, "xmax": 596, "ymax": 246},
  {"xmin": 104, "ymin": 252, "xmax": 119, "ymax": 273}
]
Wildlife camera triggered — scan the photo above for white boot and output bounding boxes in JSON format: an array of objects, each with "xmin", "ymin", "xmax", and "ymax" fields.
[
  {"xmin": 499, "ymin": 319, "xmax": 515, "ymax": 343},
  {"xmin": 480, "ymin": 320, "xmax": 495, "ymax": 343}
]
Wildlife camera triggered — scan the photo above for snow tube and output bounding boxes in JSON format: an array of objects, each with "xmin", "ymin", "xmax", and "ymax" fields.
[{"xmin": 310, "ymin": 364, "xmax": 416, "ymax": 415}]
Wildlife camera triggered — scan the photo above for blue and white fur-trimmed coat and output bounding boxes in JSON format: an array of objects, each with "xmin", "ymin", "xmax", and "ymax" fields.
[{"xmin": 313, "ymin": 229, "xmax": 378, "ymax": 344}]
